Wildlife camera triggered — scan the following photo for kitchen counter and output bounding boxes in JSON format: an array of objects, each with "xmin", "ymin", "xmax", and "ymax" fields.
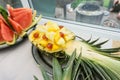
[{"xmin": 0, "ymin": 18, "xmax": 120, "ymax": 80}]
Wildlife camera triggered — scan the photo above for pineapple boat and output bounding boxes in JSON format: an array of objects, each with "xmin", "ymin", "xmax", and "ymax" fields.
[
  {"xmin": 29, "ymin": 21, "xmax": 75, "ymax": 57},
  {"xmin": 29, "ymin": 21, "xmax": 120, "ymax": 80}
]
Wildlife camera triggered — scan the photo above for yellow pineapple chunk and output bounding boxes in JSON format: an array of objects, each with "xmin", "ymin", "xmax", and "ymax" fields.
[
  {"xmin": 57, "ymin": 38, "xmax": 65, "ymax": 46},
  {"xmin": 52, "ymin": 44, "xmax": 60, "ymax": 51},
  {"xmin": 39, "ymin": 40, "xmax": 48, "ymax": 47},
  {"xmin": 64, "ymin": 34, "xmax": 75, "ymax": 41},
  {"xmin": 54, "ymin": 32, "xmax": 61, "ymax": 43},
  {"xmin": 36, "ymin": 25, "xmax": 47, "ymax": 33},
  {"xmin": 46, "ymin": 21, "xmax": 59, "ymax": 32},
  {"xmin": 46, "ymin": 32, "xmax": 55, "ymax": 41}
]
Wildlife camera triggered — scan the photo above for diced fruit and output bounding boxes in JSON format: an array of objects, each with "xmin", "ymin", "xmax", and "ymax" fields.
[
  {"xmin": 59, "ymin": 25, "xmax": 64, "ymax": 29},
  {"xmin": 47, "ymin": 43, "xmax": 53, "ymax": 49},
  {"xmin": 46, "ymin": 21, "xmax": 59, "ymax": 32},
  {"xmin": 52, "ymin": 44, "xmax": 60, "ymax": 51},
  {"xmin": 42, "ymin": 34, "xmax": 48, "ymax": 40},
  {"xmin": 29, "ymin": 30, "xmax": 41, "ymax": 42},
  {"xmin": 29, "ymin": 21, "xmax": 75, "ymax": 56},
  {"xmin": 59, "ymin": 32, "xmax": 64, "ymax": 38},
  {"xmin": 54, "ymin": 32, "xmax": 61, "ymax": 43},
  {"xmin": 46, "ymin": 32, "xmax": 55, "ymax": 41},
  {"xmin": 56, "ymin": 38, "xmax": 65, "ymax": 46},
  {"xmin": 64, "ymin": 34, "xmax": 75, "ymax": 41},
  {"xmin": 39, "ymin": 40, "xmax": 48, "ymax": 47}
]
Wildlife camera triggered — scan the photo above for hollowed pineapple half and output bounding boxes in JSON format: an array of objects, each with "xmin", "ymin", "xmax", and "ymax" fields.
[{"xmin": 29, "ymin": 21, "xmax": 75, "ymax": 57}]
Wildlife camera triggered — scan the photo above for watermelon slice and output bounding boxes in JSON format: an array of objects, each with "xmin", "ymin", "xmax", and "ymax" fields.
[
  {"xmin": 7, "ymin": 4, "xmax": 33, "ymax": 31},
  {"xmin": 8, "ymin": 17, "xmax": 23, "ymax": 34},
  {"xmin": 13, "ymin": 10, "xmax": 32, "ymax": 30},
  {"xmin": 0, "ymin": 20, "xmax": 5, "ymax": 44},
  {"xmin": 0, "ymin": 20, "xmax": 16, "ymax": 45},
  {"xmin": 0, "ymin": 31, "xmax": 5, "ymax": 45}
]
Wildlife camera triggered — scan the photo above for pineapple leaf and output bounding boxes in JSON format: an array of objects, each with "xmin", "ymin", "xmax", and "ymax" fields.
[
  {"xmin": 38, "ymin": 65, "xmax": 50, "ymax": 80},
  {"xmin": 52, "ymin": 58, "xmax": 62, "ymax": 80},
  {"xmin": 81, "ymin": 61, "xmax": 91, "ymax": 80},
  {"xmin": 33, "ymin": 75, "xmax": 39, "ymax": 80},
  {"xmin": 89, "ymin": 38, "xmax": 100, "ymax": 44},
  {"xmin": 97, "ymin": 47, "xmax": 120, "ymax": 53},
  {"xmin": 62, "ymin": 50, "xmax": 76, "ymax": 80},
  {"xmin": 86, "ymin": 36, "xmax": 92, "ymax": 43},
  {"xmin": 93, "ymin": 40, "xmax": 109, "ymax": 48},
  {"xmin": 72, "ymin": 49, "xmax": 82, "ymax": 80},
  {"xmin": 81, "ymin": 59, "xmax": 95, "ymax": 80}
]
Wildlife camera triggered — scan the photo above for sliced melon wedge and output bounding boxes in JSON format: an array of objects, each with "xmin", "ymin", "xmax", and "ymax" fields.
[
  {"xmin": 0, "ymin": 20, "xmax": 16, "ymax": 45},
  {"xmin": 6, "ymin": 34, "xmax": 17, "ymax": 45},
  {"xmin": 0, "ymin": 31, "xmax": 5, "ymax": 45}
]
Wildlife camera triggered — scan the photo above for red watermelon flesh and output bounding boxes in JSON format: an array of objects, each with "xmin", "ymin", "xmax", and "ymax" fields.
[
  {"xmin": 0, "ymin": 20, "xmax": 14, "ymax": 42},
  {"xmin": 13, "ymin": 10, "xmax": 32, "ymax": 29},
  {"xmin": 8, "ymin": 17, "xmax": 23, "ymax": 34},
  {"xmin": 0, "ymin": 30, "xmax": 5, "ymax": 43},
  {"xmin": 0, "ymin": 20, "xmax": 5, "ymax": 43},
  {"xmin": 13, "ymin": 8, "xmax": 31, "ymax": 12},
  {"xmin": 11, "ymin": 9, "xmax": 30, "ymax": 18}
]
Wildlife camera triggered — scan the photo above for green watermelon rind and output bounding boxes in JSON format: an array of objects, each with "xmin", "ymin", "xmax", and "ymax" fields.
[
  {"xmin": 6, "ymin": 34, "xmax": 17, "ymax": 45},
  {"xmin": 0, "ymin": 41, "xmax": 5, "ymax": 45}
]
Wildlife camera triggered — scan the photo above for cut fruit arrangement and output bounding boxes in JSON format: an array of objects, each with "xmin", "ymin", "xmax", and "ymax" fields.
[
  {"xmin": 29, "ymin": 21, "xmax": 120, "ymax": 80},
  {"xmin": 0, "ymin": 4, "xmax": 41, "ymax": 45},
  {"xmin": 29, "ymin": 21, "xmax": 75, "ymax": 57}
]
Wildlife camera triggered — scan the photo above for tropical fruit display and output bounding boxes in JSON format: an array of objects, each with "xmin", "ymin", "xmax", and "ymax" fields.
[
  {"xmin": 29, "ymin": 21, "xmax": 75, "ymax": 57},
  {"xmin": 29, "ymin": 21, "xmax": 120, "ymax": 80},
  {"xmin": 0, "ymin": 4, "xmax": 41, "ymax": 45}
]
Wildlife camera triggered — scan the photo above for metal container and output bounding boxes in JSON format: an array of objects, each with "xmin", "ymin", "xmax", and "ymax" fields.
[{"xmin": 76, "ymin": 2, "xmax": 104, "ymax": 25}]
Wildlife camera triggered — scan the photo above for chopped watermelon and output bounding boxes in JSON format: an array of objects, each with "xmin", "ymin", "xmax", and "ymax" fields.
[
  {"xmin": 0, "ymin": 20, "xmax": 15, "ymax": 42},
  {"xmin": 8, "ymin": 17, "xmax": 23, "ymax": 34}
]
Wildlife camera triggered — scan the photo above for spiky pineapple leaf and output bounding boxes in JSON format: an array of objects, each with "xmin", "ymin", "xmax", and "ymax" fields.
[
  {"xmin": 52, "ymin": 58, "xmax": 62, "ymax": 80},
  {"xmin": 89, "ymin": 38, "xmax": 100, "ymax": 45},
  {"xmin": 72, "ymin": 49, "xmax": 82, "ymax": 80},
  {"xmin": 38, "ymin": 65, "xmax": 50, "ymax": 80},
  {"xmin": 62, "ymin": 50, "xmax": 76, "ymax": 80},
  {"xmin": 97, "ymin": 47, "xmax": 120, "ymax": 53},
  {"xmin": 93, "ymin": 40, "xmax": 109, "ymax": 48},
  {"xmin": 33, "ymin": 75, "xmax": 39, "ymax": 80}
]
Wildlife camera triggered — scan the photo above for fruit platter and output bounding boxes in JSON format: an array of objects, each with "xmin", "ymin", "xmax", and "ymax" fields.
[
  {"xmin": 29, "ymin": 21, "xmax": 120, "ymax": 80},
  {"xmin": 0, "ymin": 4, "xmax": 41, "ymax": 49}
]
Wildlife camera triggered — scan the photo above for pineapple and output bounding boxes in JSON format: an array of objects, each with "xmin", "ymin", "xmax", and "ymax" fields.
[
  {"xmin": 30, "ymin": 21, "xmax": 120, "ymax": 80},
  {"xmin": 29, "ymin": 21, "xmax": 75, "ymax": 57}
]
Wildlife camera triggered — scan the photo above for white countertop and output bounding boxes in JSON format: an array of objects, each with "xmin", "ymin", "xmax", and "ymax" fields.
[{"xmin": 0, "ymin": 18, "xmax": 120, "ymax": 80}]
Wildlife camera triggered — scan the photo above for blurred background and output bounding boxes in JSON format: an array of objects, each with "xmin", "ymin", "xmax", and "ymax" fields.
[{"xmin": 0, "ymin": 0, "xmax": 120, "ymax": 29}]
